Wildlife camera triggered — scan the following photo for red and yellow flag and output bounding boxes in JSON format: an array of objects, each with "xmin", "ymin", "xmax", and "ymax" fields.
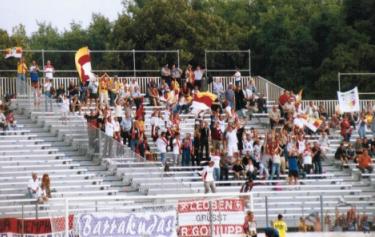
[
  {"xmin": 191, "ymin": 91, "xmax": 217, "ymax": 113},
  {"xmin": 4, "ymin": 47, "xmax": 23, "ymax": 58},
  {"xmin": 75, "ymin": 47, "xmax": 94, "ymax": 84}
]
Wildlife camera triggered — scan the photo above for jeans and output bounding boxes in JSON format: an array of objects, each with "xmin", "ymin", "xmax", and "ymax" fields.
[
  {"xmin": 103, "ymin": 136, "xmax": 113, "ymax": 157},
  {"xmin": 270, "ymin": 163, "xmax": 280, "ymax": 180},
  {"xmin": 213, "ymin": 168, "xmax": 220, "ymax": 181},
  {"xmin": 181, "ymin": 149, "xmax": 191, "ymax": 166},
  {"xmin": 44, "ymin": 92, "xmax": 52, "ymax": 112},
  {"xmin": 17, "ymin": 73, "xmax": 26, "ymax": 95},
  {"xmin": 172, "ymin": 154, "xmax": 179, "ymax": 166},
  {"xmin": 358, "ymin": 126, "xmax": 366, "ymax": 138},
  {"xmin": 313, "ymin": 160, "xmax": 322, "ymax": 174},
  {"xmin": 130, "ymin": 139, "xmax": 138, "ymax": 151},
  {"xmin": 160, "ymin": 153, "xmax": 166, "ymax": 165}
]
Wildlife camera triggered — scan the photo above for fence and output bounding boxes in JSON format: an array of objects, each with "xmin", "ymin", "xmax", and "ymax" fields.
[{"xmin": 301, "ymin": 100, "xmax": 375, "ymax": 116}]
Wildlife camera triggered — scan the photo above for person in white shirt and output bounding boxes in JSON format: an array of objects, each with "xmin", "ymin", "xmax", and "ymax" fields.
[
  {"xmin": 200, "ymin": 161, "xmax": 216, "ymax": 193},
  {"xmin": 212, "ymin": 78, "xmax": 224, "ymax": 99},
  {"xmin": 103, "ymin": 116, "xmax": 115, "ymax": 157},
  {"xmin": 243, "ymin": 134, "xmax": 254, "ymax": 156},
  {"xmin": 234, "ymin": 68, "xmax": 241, "ymax": 86},
  {"xmin": 172, "ymin": 133, "xmax": 181, "ymax": 166},
  {"xmin": 44, "ymin": 60, "xmax": 54, "ymax": 80},
  {"xmin": 225, "ymin": 125, "xmax": 238, "ymax": 160},
  {"xmin": 27, "ymin": 173, "xmax": 41, "ymax": 200},
  {"xmin": 210, "ymin": 149, "xmax": 221, "ymax": 181},
  {"xmin": 156, "ymin": 132, "xmax": 169, "ymax": 165},
  {"xmin": 193, "ymin": 65, "xmax": 205, "ymax": 90},
  {"xmin": 43, "ymin": 78, "xmax": 53, "ymax": 111},
  {"xmin": 318, "ymin": 132, "xmax": 330, "ymax": 155}
]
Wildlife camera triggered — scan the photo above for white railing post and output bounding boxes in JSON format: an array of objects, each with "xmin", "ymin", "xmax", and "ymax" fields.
[
  {"xmin": 265, "ymin": 82, "xmax": 269, "ymax": 100},
  {"xmin": 65, "ymin": 198, "xmax": 69, "ymax": 237}
]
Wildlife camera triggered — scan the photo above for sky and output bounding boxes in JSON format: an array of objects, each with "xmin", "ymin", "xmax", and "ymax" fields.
[{"xmin": 0, "ymin": 0, "xmax": 123, "ymax": 35}]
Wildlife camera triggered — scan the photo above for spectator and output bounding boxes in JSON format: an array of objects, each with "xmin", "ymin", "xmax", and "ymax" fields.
[
  {"xmin": 40, "ymin": 173, "xmax": 51, "ymax": 203},
  {"xmin": 234, "ymin": 85, "xmax": 246, "ymax": 118},
  {"xmin": 210, "ymin": 148, "xmax": 221, "ymax": 181},
  {"xmin": 220, "ymin": 157, "xmax": 229, "ymax": 180},
  {"xmin": 243, "ymin": 211, "xmax": 257, "ymax": 237},
  {"xmin": 335, "ymin": 143, "xmax": 348, "ymax": 166},
  {"xmin": 357, "ymin": 148, "xmax": 373, "ymax": 173},
  {"xmin": 225, "ymin": 123, "xmax": 238, "ymax": 162},
  {"xmin": 161, "ymin": 64, "xmax": 171, "ymax": 86},
  {"xmin": 273, "ymin": 214, "xmax": 287, "ymax": 237},
  {"xmin": 172, "ymin": 132, "xmax": 181, "ymax": 165},
  {"xmin": 288, "ymin": 146, "xmax": 299, "ymax": 185},
  {"xmin": 156, "ymin": 132, "xmax": 168, "ymax": 165},
  {"xmin": 298, "ymin": 217, "xmax": 308, "ymax": 232},
  {"xmin": 302, "ymin": 143, "xmax": 313, "ymax": 176},
  {"xmin": 256, "ymin": 94, "xmax": 267, "ymax": 113},
  {"xmin": 270, "ymin": 142, "xmax": 281, "ymax": 180},
  {"xmin": 99, "ymin": 73, "xmax": 110, "ymax": 105},
  {"xmin": 171, "ymin": 64, "xmax": 182, "ymax": 84},
  {"xmin": 212, "ymin": 78, "xmax": 224, "ymax": 99},
  {"xmin": 225, "ymin": 83, "xmax": 235, "ymax": 109},
  {"xmin": 240, "ymin": 178, "xmax": 254, "ymax": 193},
  {"xmin": 26, "ymin": 173, "xmax": 40, "ymax": 200},
  {"xmin": 103, "ymin": 116, "xmax": 115, "ymax": 157},
  {"xmin": 269, "ymin": 106, "xmax": 281, "ymax": 129},
  {"xmin": 181, "ymin": 133, "xmax": 193, "ymax": 166},
  {"xmin": 44, "ymin": 60, "xmax": 54, "ymax": 80},
  {"xmin": 148, "ymin": 82, "xmax": 160, "ymax": 106},
  {"xmin": 278, "ymin": 90, "xmax": 289, "ymax": 116},
  {"xmin": 233, "ymin": 68, "xmax": 241, "ymax": 86},
  {"xmin": 312, "ymin": 142, "xmax": 323, "ymax": 174},
  {"xmin": 340, "ymin": 114, "xmax": 352, "ymax": 142},
  {"xmin": 358, "ymin": 114, "xmax": 367, "ymax": 138},
  {"xmin": 199, "ymin": 121, "xmax": 210, "ymax": 161},
  {"xmin": 233, "ymin": 157, "xmax": 245, "ymax": 180},
  {"xmin": 120, "ymin": 112, "xmax": 133, "ymax": 147},
  {"xmin": 43, "ymin": 78, "xmax": 53, "ymax": 112},
  {"xmin": 17, "ymin": 57, "xmax": 28, "ymax": 95},
  {"xmin": 193, "ymin": 65, "xmax": 205, "ymax": 90},
  {"xmin": 30, "ymin": 60, "xmax": 40, "ymax": 89},
  {"xmin": 200, "ymin": 161, "xmax": 216, "ymax": 193},
  {"xmin": 264, "ymin": 227, "xmax": 279, "ymax": 237}
]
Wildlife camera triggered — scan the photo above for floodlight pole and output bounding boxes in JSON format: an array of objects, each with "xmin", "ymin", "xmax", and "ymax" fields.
[
  {"xmin": 133, "ymin": 49, "xmax": 136, "ymax": 77},
  {"xmin": 338, "ymin": 72, "xmax": 341, "ymax": 92},
  {"xmin": 204, "ymin": 50, "xmax": 208, "ymax": 78},
  {"xmin": 41, "ymin": 49, "xmax": 45, "ymax": 73},
  {"xmin": 248, "ymin": 49, "xmax": 251, "ymax": 77},
  {"xmin": 177, "ymin": 50, "xmax": 180, "ymax": 69}
]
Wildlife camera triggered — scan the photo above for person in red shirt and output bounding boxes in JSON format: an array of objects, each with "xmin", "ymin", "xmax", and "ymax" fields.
[
  {"xmin": 340, "ymin": 114, "xmax": 352, "ymax": 142},
  {"xmin": 278, "ymin": 90, "xmax": 289, "ymax": 117},
  {"xmin": 357, "ymin": 149, "xmax": 373, "ymax": 173}
]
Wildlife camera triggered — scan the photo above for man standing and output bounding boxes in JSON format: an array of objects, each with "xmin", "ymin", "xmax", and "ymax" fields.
[
  {"xmin": 199, "ymin": 121, "xmax": 210, "ymax": 161},
  {"xmin": 17, "ymin": 57, "xmax": 28, "ymax": 95},
  {"xmin": 200, "ymin": 161, "xmax": 216, "ymax": 193},
  {"xmin": 156, "ymin": 132, "xmax": 169, "ymax": 165},
  {"xmin": 273, "ymin": 214, "xmax": 287, "ymax": 237},
  {"xmin": 193, "ymin": 65, "xmax": 205, "ymax": 90},
  {"xmin": 233, "ymin": 67, "xmax": 241, "ymax": 86}
]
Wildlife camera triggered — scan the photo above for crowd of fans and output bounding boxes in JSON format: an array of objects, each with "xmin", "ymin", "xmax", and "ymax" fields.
[{"xmin": 18, "ymin": 57, "xmax": 374, "ymax": 185}]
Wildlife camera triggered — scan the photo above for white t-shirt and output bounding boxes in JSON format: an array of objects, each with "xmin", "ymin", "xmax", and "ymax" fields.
[
  {"xmin": 201, "ymin": 165, "xmax": 215, "ymax": 182},
  {"xmin": 211, "ymin": 155, "xmax": 221, "ymax": 169},
  {"xmin": 297, "ymin": 140, "xmax": 306, "ymax": 155},
  {"xmin": 114, "ymin": 121, "xmax": 121, "ymax": 133},
  {"xmin": 303, "ymin": 151, "xmax": 312, "ymax": 165},
  {"xmin": 27, "ymin": 178, "xmax": 39, "ymax": 192},
  {"xmin": 243, "ymin": 139, "xmax": 254, "ymax": 154},
  {"xmin": 44, "ymin": 82, "xmax": 52, "ymax": 92},
  {"xmin": 115, "ymin": 105, "xmax": 122, "ymax": 117},
  {"xmin": 105, "ymin": 121, "xmax": 115, "ymax": 137},
  {"xmin": 234, "ymin": 71, "xmax": 241, "ymax": 82},
  {"xmin": 194, "ymin": 70, "xmax": 203, "ymax": 81},
  {"xmin": 226, "ymin": 129, "xmax": 238, "ymax": 147},
  {"xmin": 44, "ymin": 65, "xmax": 54, "ymax": 79},
  {"xmin": 156, "ymin": 137, "xmax": 168, "ymax": 153}
]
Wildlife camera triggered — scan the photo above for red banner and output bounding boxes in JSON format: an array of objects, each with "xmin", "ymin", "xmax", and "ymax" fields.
[{"xmin": 0, "ymin": 215, "xmax": 74, "ymax": 236}]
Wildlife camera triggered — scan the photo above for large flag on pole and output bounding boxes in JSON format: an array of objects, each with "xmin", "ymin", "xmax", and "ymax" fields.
[
  {"xmin": 191, "ymin": 91, "xmax": 217, "ymax": 114},
  {"xmin": 337, "ymin": 87, "xmax": 360, "ymax": 113},
  {"xmin": 75, "ymin": 47, "xmax": 95, "ymax": 84},
  {"xmin": 4, "ymin": 47, "xmax": 23, "ymax": 58}
]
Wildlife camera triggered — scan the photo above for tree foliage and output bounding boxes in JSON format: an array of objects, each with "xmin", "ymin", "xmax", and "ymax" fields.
[{"xmin": 1, "ymin": 0, "xmax": 374, "ymax": 98}]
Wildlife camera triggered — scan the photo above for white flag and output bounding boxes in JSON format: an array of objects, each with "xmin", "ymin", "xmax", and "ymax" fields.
[{"xmin": 337, "ymin": 87, "xmax": 360, "ymax": 113}]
